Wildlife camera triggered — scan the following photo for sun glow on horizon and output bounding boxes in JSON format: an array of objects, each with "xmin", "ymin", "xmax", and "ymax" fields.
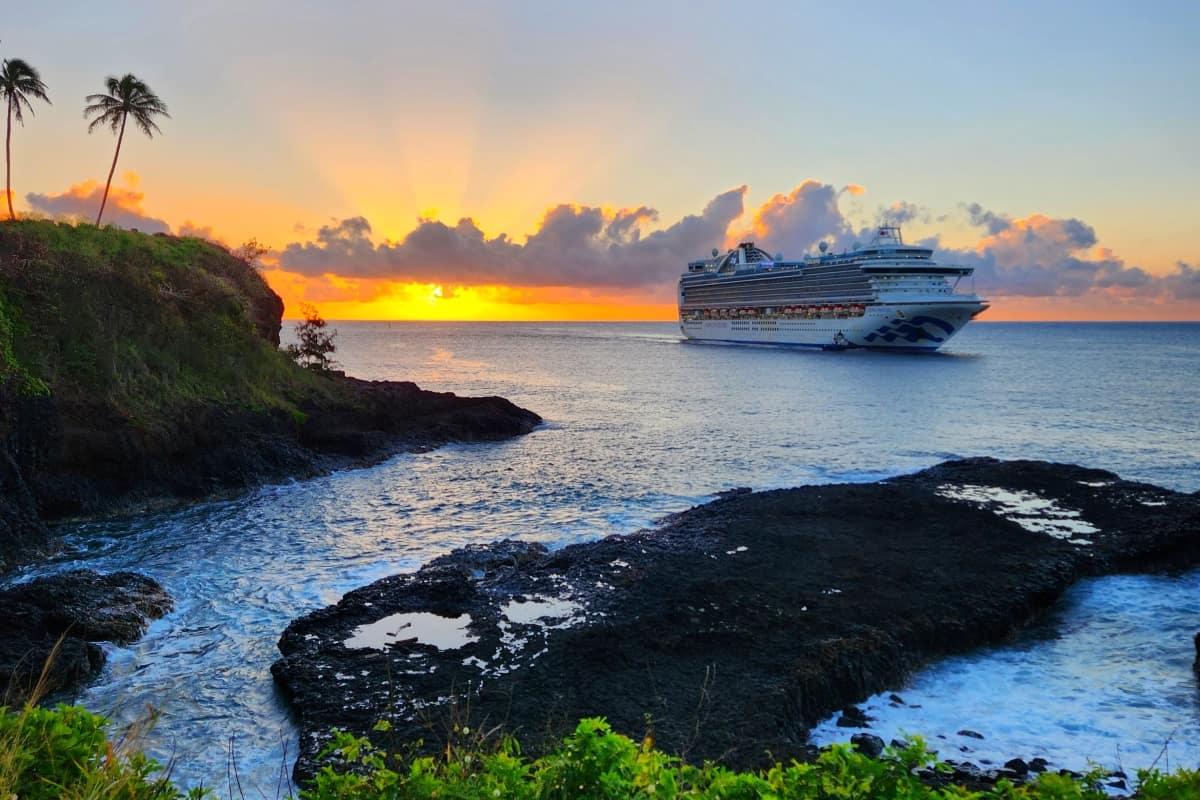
[{"xmin": 263, "ymin": 270, "xmax": 677, "ymax": 321}]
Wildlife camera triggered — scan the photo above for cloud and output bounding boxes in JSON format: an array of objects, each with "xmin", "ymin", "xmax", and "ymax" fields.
[
  {"xmin": 878, "ymin": 201, "xmax": 929, "ymax": 227},
  {"xmin": 25, "ymin": 177, "xmax": 170, "ymax": 233},
  {"xmin": 1163, "ymin": 262, "xmax": 1200, "ymax": 300},
  {"xmin": 842, "ymin": 183, "xmax": 867, "ymax": 196},
  {"xmin": 276, "ymin": 182, "xmax": 1196, "ymax": 305},
  {"xmin": 738, "ymin": 180, "xmax": 852, "ymax": 255},
  {"xmin": 176, "ymin": 220, "xmax": 223, "ymax": 242},
  {"xmin": 941, "ymin": 207, "xmax": 1169, "ymax": 298},
  {"xmin": 279, "ymin": 187, "xmax": 746, "ymax": 288},
  {"xmin": 962, "ymin": 202, "xmax": 1011, "ymax": 235},
  {"xmin": 24, "ymin": 177, "xmax": 234, "ymax": 247}
]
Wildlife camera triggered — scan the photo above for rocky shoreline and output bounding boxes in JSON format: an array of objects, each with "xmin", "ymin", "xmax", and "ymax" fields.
[
  {"xmin": 0, "ymin": 378, "xmax": 539, "ymax": 698},
  {"xmin": 272, "ymin": 458, "xmax": 1200, "ymax": 781},
  {"xmin": 0, "ymin": 378, "xmax": 540, "ymax": 571},
  {"xmin": 0, "ymin": 222, "xmax": 543, "ymax": 571},
  {"xmin": 0, "ymin": 569, "xmax": 172, "ymax": 701},
  {"xmin": 1, "ymin": 223, "xmax": 543, "ymax": 707}
]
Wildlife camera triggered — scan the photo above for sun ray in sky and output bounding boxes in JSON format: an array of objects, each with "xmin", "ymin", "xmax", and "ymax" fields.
[{"xmin": 5, "ymin": 1, "xmax": 1198, "ymax": 320}]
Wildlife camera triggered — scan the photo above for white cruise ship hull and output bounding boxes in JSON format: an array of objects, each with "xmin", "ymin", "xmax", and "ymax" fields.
[{"xmin": 679, "ymin": 301, "xmax": 983, "ymax": 352}]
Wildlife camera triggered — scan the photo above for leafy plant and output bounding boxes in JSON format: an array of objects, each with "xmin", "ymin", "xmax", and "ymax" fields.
[
  {"xmin": 2, "ymin": 705, "xmax": 1199, "ymax": 800},
  {"xmin": 300, "ymin": 716, "xmax": 1199, "ymax": 800},
  {"xmin": 0, "ymin": 703, "xmax": 209, "ymax": 800},
  {"xmin": 287, "ymin": 303, "xmax": 338, "ymax": 372}
]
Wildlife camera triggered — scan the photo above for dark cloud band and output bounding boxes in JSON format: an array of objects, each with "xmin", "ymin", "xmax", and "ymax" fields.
[{"xmin": 278, "ymin": 188, "xmax": 746, "ymax": 289}]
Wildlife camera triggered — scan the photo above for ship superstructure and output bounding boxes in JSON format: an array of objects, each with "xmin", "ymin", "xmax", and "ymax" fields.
[{"xmin": 678, "ymin": 226, "xmax": 988, "ymax": 350}]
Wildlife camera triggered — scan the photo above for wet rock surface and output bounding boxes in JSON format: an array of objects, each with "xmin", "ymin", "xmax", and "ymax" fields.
[
  {"xmin": 273, "ymin": 458, "xmax": 1200, "ymax": 780},
  {"xmin": 0, "ymin": 569, "xmax": 172, "ymax": 701}
]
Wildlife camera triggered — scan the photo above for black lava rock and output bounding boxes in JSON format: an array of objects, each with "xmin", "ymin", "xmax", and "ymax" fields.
[
  {"xmin": 1004, "ymin": 758, "xmax": 1029, "ymax": 776},
  {"xmin": 836, "ymin": 705, "xmax": 872, "ymax": 728},
  {"xmin": 0, "ymin": 570, "xmax": 172, "ymax": 700},
  {"xmin": 850, "ymin": 733, "xmax": 885, "ymax": 758},
  {"xmin": 273, "ymin": 458, "xmax": 1200, "ymax": 782}
]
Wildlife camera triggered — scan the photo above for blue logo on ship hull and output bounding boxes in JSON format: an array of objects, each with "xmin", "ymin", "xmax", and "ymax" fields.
[{"xmin": 863, "ymin": 316, "xmax": 955, "ymax": 344}]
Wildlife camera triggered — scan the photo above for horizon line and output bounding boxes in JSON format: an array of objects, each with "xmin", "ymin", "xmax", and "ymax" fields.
[{"xmin": 280, "ymin": 317, "xmax": 1200, "ymax": 324}]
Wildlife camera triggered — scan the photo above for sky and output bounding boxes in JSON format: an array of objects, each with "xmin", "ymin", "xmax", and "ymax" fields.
[{"xmin": 4, "ymin": 0, "xmax": 1199, "ymax": 320}]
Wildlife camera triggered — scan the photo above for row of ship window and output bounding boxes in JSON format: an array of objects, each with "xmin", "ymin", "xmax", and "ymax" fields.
[{"xmin": 683, "ymin": 306, "xmax": 868, "ymax": 321}]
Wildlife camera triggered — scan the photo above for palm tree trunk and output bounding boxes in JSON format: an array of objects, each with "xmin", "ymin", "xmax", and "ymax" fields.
[
  {"xmin": 5, "ymin": 99, "xmax": 13, "ymax": 221},
  {"xmin": 96, "ymin": 113, "xmax": 127, "ymax": 226}
]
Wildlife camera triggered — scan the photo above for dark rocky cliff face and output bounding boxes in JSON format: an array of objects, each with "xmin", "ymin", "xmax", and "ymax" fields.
[
  {"xmin": 0, "ymin": 570, "xmax": 173, "ymax": 700},
  {"xmin": 0, "ymin": 390, "xmax": 55, "ymax": 568}
]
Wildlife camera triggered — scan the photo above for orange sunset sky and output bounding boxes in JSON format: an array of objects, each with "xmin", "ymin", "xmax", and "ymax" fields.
[{"xmin": 5, "ymin": 2, "xmax": 1199, "ymax": 321}]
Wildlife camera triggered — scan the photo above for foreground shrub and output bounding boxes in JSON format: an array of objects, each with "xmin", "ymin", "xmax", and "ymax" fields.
[
  {"xmin": 304, "ymin": 717, "xmax": 1200, "ymax": 800},
  {"xmin": 4, "ymin": 705, "xmax": 1198, "ymax": 799},
  {"xmin": 0, "ymin": 703, "xmax": 206, "ymax": 799}
]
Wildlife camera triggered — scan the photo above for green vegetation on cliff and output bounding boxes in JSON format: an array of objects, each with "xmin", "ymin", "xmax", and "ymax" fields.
[{"xmin": 0, "ymin": 219, "xmax": 330, "ymax": 417}]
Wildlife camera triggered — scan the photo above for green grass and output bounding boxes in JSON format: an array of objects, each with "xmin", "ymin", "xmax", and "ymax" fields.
[
  {"xmin": 2, "ymin": 706, "xmax": 1197, "ymax": 800},
  {"xmin": 0, "ymin": 703, "xmax": 206, "ymax": 799},
  {"xmin": 0, "ymin": 218, "xmax": 339, "ymax": 422}
]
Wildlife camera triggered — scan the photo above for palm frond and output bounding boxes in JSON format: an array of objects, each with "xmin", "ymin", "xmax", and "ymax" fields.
[
  {"xmin": 86, "ymin": 113, "xmax": 121, "ymax": 134},
  {"xmin": 0, "ymin": 57, "xmax": 51, "ymax": 125},
  {"xmin": 83, "ymin": 73, "xmax": 168, "ymax": 138},
  {"xmin": 133, "ymin": 114, "xmax": 162, "ymax": 138},
  {"xmin": 83, "ymin": 102, "xmax": 117, "ymax": 118}
]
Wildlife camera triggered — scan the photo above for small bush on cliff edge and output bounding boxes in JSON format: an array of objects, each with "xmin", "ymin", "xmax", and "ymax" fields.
[{"xmin": 287, "ymin": 304, "xmax": 338, "ymax": 372}]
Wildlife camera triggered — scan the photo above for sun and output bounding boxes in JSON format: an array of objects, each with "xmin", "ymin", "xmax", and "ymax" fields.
[{"xmin": 430, "ymin": 285, "xmax": 444, "ymax": 301}]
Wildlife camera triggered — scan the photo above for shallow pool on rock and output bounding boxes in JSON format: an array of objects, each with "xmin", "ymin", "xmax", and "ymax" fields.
[{"xmin": 344, "ymin": 612, "xmax": 477, "ymax": 651}]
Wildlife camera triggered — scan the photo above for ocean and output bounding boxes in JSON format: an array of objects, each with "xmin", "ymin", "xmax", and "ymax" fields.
[{"xmin": 12, "ymin": 321, "xmax": 1200, "ymax": 791}]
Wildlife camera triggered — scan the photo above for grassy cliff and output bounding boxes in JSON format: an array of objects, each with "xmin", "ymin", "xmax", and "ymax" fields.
[
  {"xmin": 0, "ymin": 219, "xmax": 328, "ymax": 420},
  {"xmin": 0, "ymin": 220, "xmax": 538, "ymax": 569}
]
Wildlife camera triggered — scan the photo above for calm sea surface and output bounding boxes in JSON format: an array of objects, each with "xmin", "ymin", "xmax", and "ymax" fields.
[{"xmin": 11, "ymin": 322, "xmax": 1200, "ymax": 791}]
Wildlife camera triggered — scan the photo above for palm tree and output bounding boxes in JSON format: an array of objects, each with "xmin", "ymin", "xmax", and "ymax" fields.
[
  {"xmin": 84, "ymin": 74, "xmax": 169, "ymax": 225},
  {"xmin": 0, "ymin": 58, "xmax": 50, "ymax": 220}
]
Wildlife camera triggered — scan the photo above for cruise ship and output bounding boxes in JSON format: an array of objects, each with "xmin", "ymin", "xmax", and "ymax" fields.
[{"xmin": 678, "ymin": 226, "xmax": 988, "ymax": 351}]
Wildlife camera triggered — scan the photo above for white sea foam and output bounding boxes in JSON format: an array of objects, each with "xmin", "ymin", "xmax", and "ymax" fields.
[{"xmin": 810, "ymin": 571, "xmax": 1200, "ymax": 773}]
